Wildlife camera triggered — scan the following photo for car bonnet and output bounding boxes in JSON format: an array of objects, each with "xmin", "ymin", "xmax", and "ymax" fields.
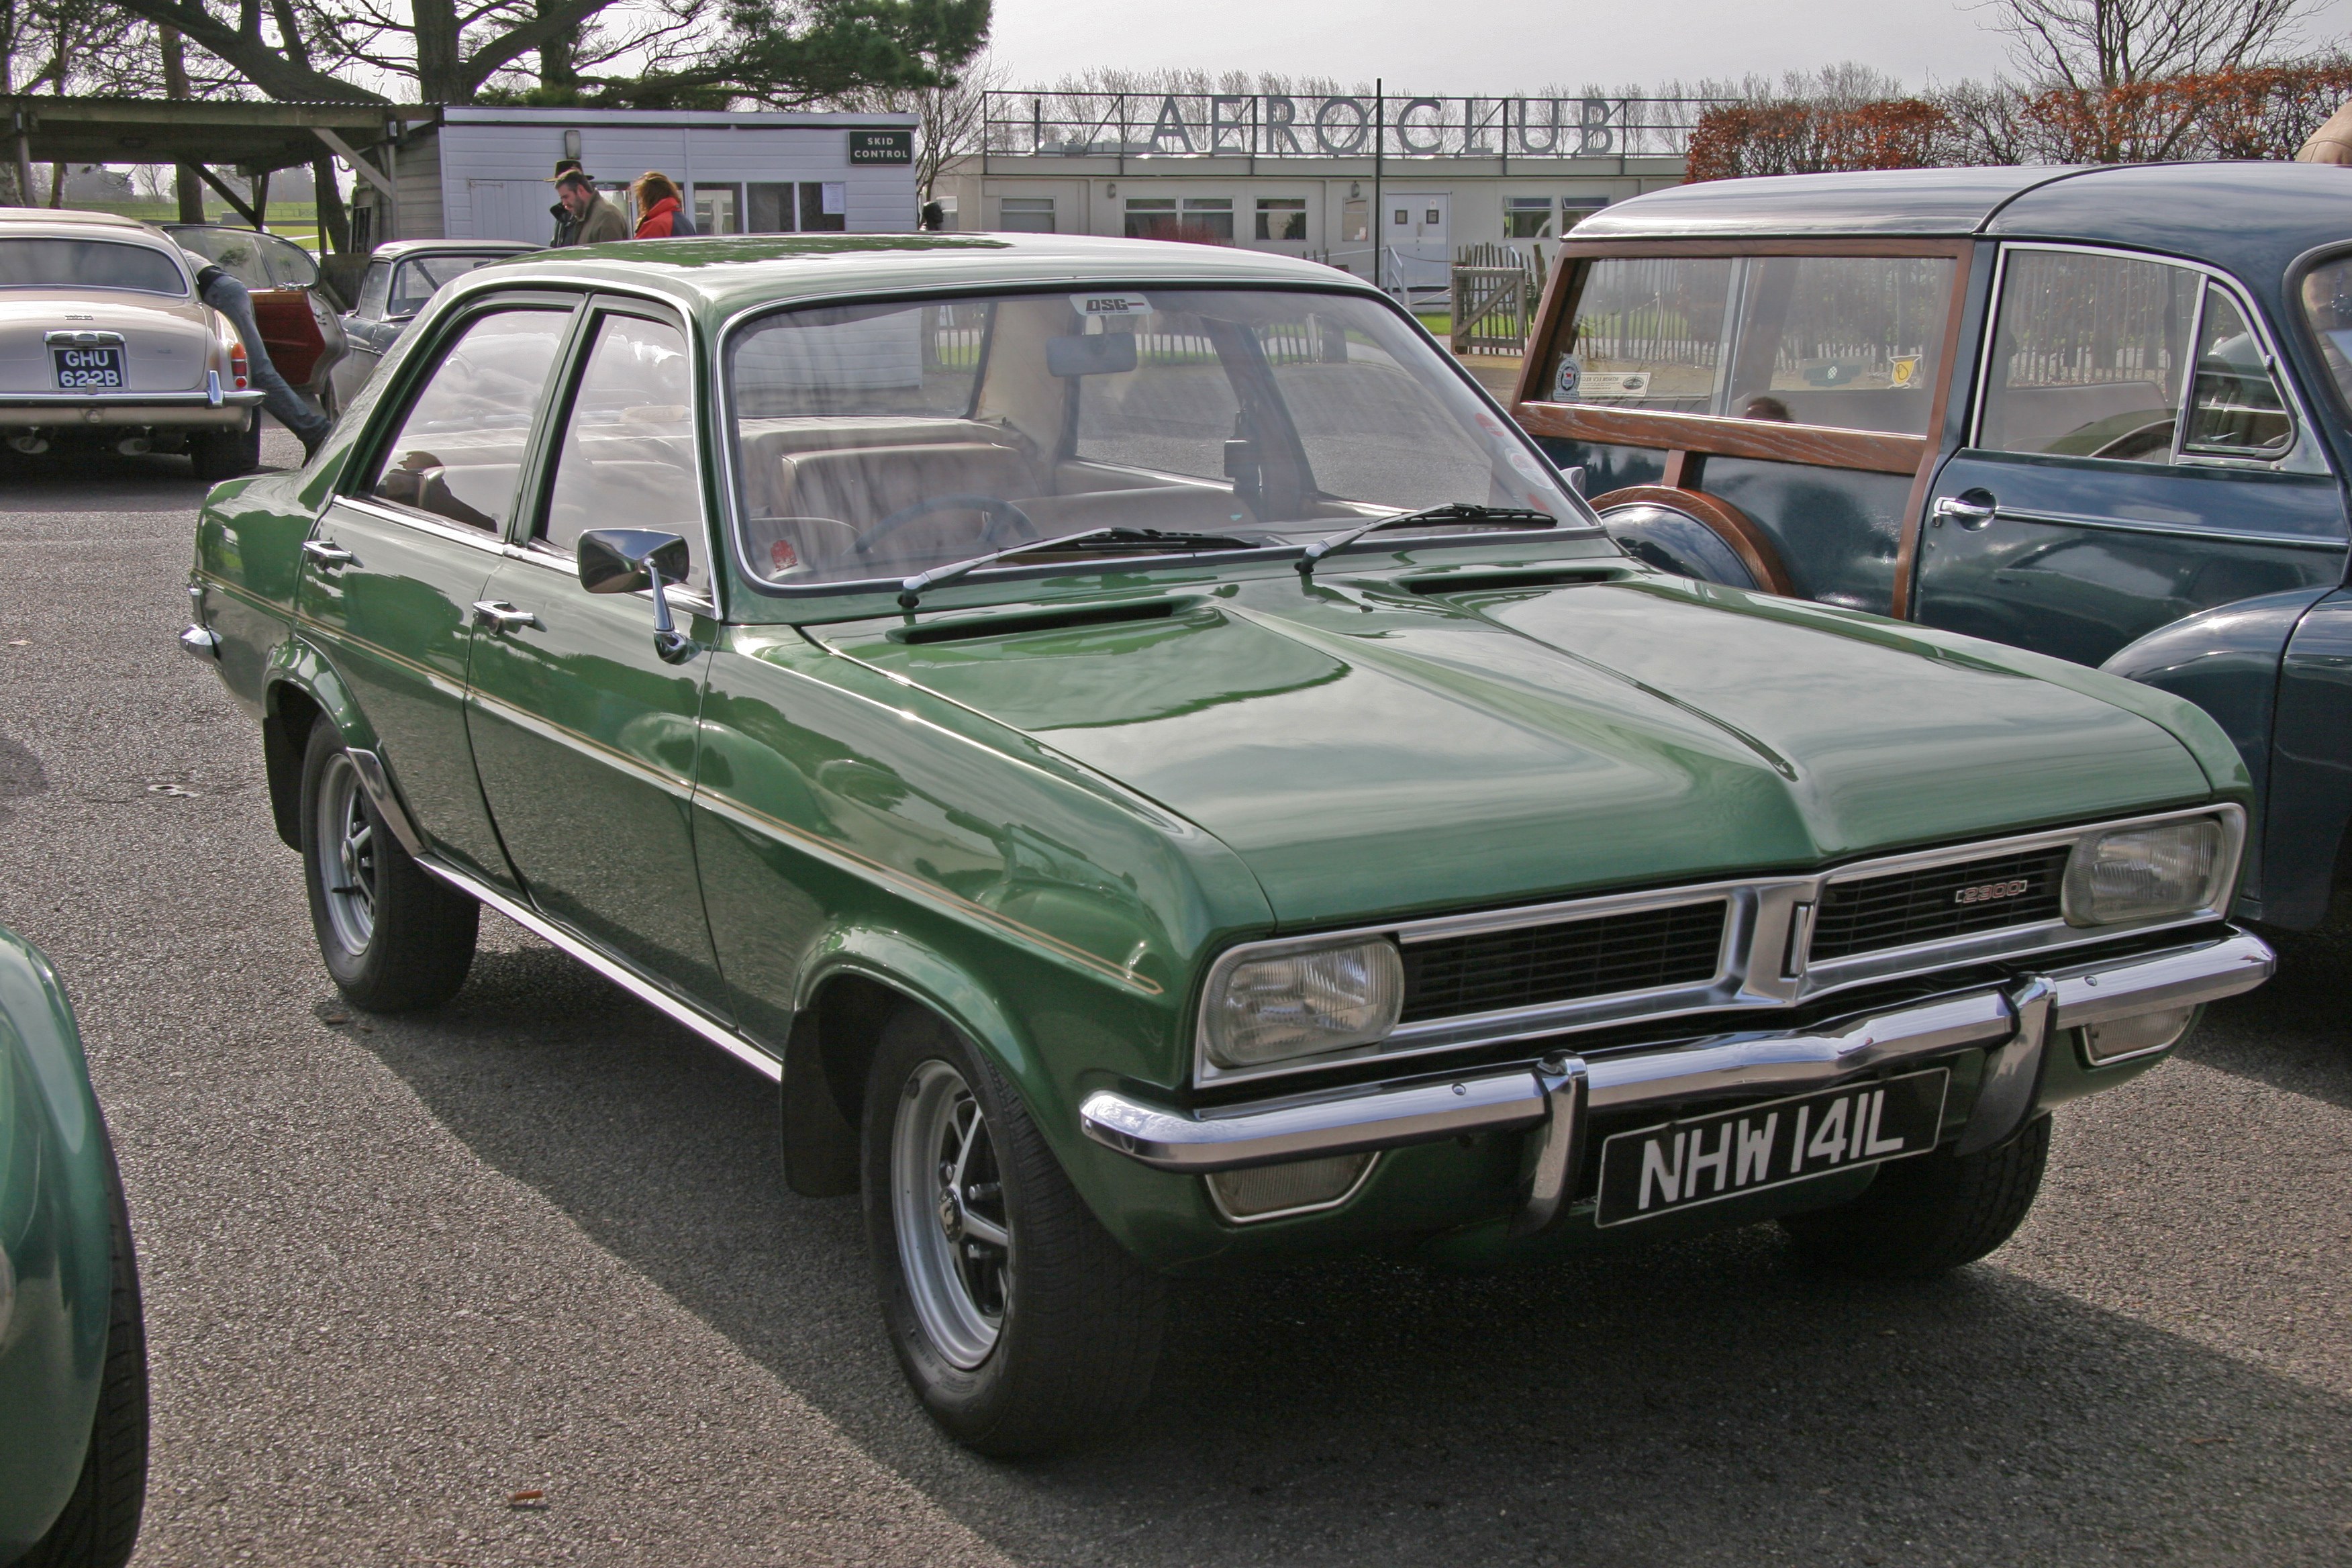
[{"xmin": 807, "ymin": 571, "xmax": 2217, "ymax": 930}]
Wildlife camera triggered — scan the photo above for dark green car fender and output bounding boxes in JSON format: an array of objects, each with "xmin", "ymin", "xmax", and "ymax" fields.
[
  {"xmin": 253, "ymin": 636, "xmax": 371, "ymax": 851},
  {"xmin": 0, "ymin": 927, "xmax": 113, "ymax": 1555}
]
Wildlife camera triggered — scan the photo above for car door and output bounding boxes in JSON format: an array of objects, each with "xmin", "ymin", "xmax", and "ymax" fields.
[
  {"xmin": 1914, "ymin": 245, "xmax": 2349, "ymax": 667},
  {"xmin": 297, "ymin": 293, "xmax": 579, "ymax": 889},
  {"xmin": 462, "ymin": 299, "xmax": 730, "ymax": 1011}
]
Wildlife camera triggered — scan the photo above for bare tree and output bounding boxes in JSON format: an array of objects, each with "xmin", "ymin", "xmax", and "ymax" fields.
[
  {"xmin": 832, "ymin": 49, "xmax": 1006, "ymax": 199},
  {"xmin": 1981, "ymin": 0, "xmax": 2322, "ymax": 89}
]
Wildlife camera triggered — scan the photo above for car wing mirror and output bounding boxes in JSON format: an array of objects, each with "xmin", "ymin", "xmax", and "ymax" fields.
[{"xmin": 577, "ymin": 528, "xmax": 697, "ymax": 665}]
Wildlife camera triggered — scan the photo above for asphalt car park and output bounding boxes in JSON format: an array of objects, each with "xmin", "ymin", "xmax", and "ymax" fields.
[{"xmin": 0, "ymin": 427, "xmax": 2346, "ymax": 1566}]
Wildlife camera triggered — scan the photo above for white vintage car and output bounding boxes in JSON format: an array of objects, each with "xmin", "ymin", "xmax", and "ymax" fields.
[{"xmin": 1, "ymin": 207, "xmax": 265, "ymax": 479}]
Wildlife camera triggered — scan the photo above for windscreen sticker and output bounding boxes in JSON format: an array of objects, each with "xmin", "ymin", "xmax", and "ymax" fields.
[{"xmin": 1071, "ymin": 291, "xmax": 1154, "ymax": 318}]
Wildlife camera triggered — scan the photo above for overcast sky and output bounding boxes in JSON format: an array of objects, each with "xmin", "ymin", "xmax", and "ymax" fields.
[{"xmin": 986, "ymin": 0, "xmax": 2352, "ymax": 94}]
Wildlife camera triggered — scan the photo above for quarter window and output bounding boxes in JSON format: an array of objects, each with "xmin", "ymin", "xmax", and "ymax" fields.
[
  {"xmin": 2183, "ymin": 285, "xmax": 2292, "ymax": 458},
  {"xmin": 1979, "ymin": 250, "xmax": 2198, "ymax": 462},
  {"xmin": 367, "ymin": 307, "xmax": 571, "ymax": 532}
]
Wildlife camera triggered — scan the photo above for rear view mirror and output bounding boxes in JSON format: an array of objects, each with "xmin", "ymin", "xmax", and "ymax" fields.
[
  {"xmin": 577, "ymin": 528, "xmax": 691, "ymax": 594},
  {"xmin": 1046, "ymin": 332, "xmax": 1138, "ymax": 378}
]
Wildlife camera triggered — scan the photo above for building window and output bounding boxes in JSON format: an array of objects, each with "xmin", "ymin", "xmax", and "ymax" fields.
[
  {"xmin": 798, "ymin": 181, "xmax": 847, "ymax": 232},
  {"xmin": 1561, "ymin": 198, "xmax": 1609, "ymax": 234},
  {"xmin": 748, "ymin": 183, "xmax": 795, "ymax": 233},
  {"xmin": 1342, "ymin": 199, "xmax": 1369, "ymax": 243},
  {"xmin": 998, "ymin": 197, "xmax": 1055, "ymax": 232},
  {"xmin": 1124, "ymin": 198, "xmax": 1177, "ymax": 239},
  {"xmin": 693, "ymin": 183, "xmax": 740, "ymax": 236},
  {"xmin": 1183, "ymin": 197, "xmax": 1234, "ymax": 242},
  {"xmin": 1255, "ymin": 198, "xmax": 1308, "ymax": 242},
  {"xmin": 1504, "ymin": 197, "xmax": 1553, "ymax": 241}
]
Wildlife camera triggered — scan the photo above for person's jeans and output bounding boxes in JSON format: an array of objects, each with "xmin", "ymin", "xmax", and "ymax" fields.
[{"xmin": 197, "ymin": 273, "xmax": 330, "ymax": 440}]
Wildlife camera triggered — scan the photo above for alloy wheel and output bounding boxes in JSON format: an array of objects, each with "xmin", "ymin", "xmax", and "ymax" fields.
[{"xmin": 891, "ymin": 1059, "xmax": 1011, "ymax": 1369}]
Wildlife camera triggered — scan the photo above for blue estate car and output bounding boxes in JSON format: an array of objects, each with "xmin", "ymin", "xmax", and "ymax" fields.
[
  {"xmin": 1516, "ymin": 162, "xmax": 2352, "ymax": 932},
  {"xmin": 0, "ymin": 924, "xmax": 146, "ymax": 1567}
]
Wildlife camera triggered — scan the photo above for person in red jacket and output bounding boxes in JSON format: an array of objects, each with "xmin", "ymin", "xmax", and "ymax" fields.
[{"xmin": 632, "ymin": 172, "xmax": 695, "ymax": 238}]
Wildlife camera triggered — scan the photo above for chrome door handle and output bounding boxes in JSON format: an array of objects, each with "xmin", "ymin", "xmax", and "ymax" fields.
[
  {"xmin": 301, "ymin": 539, "xmax": 356, "ymax": 571},
  {"xmin": 1930, "ymin": 494, "xmax": 1998, "ymax": 530},
  {"xmin": 471, "ymin": 600, "xmax": 542, "ymax": 634}
]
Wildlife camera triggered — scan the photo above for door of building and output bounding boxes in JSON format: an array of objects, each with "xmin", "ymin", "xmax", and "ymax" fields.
[
  {"xmin": 464, "ymin": 179, "xmax": 554, "ymax": 244},
  {"xmin": 1385, "ymin": 192, "xmax": 1451, "ymax": 291}
]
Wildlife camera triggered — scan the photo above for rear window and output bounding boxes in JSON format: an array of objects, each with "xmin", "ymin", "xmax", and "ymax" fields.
[{"xmin": 0, "ymin": 238, "xmax": 187, "ymax": 295}]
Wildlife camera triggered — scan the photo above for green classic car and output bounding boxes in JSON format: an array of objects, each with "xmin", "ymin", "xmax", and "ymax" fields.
[
  {"xmin": 183, "ymin": 233, "xmax": 2273, "ymax": 1456},
  {"xmin": 1, "ymin": 923, "xmax": 147, "ymax": 1567}
]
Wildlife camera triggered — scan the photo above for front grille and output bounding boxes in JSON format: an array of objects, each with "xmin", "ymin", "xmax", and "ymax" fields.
[
  {"xmin": 1808, "ymin": 845, "xmax": 2069, "ymax": 962},
  {"xmin": 1399, "ymin": 900, "xmax": 1728, "ymax": 1023}
]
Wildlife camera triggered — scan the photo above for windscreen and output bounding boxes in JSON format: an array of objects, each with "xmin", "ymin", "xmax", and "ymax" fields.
[
  {"xmin": 169, "ymin": 227, "xmax": 318, "ymax": 289},
  {"xmin": 0, "ymin": 238, "xmax": 187, "ymax": 295},
  {"xmin": 726, "ymin": 287, "xmax": 1587, "ymax": 588},
  {"xmin": 391, "ymin": 254, "xmax": 512, "ymax": 317}
]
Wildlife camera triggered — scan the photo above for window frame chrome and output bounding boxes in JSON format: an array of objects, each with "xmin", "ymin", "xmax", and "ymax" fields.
[{"xmin": 1191, "ymin": 803, "xmax": 2245, "ymax": 1089}]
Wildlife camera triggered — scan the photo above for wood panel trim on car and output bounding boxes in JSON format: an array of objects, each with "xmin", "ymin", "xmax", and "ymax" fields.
[
  {"xmin": 1583, "ymin": 484, "xmax": 1798, "ymax": 596},
  {"xmin": 1514, "ymin": 403, "xmax": 1929, "ymax": 476}
]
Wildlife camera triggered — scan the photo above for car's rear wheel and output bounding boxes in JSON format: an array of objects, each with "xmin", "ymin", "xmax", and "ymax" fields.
[
  {"xmin": 19, "ymin": 1130, "xmax": 148, "ymax": 1568},
  {"xmin": 299, "ymin": 717, "xmax": 477, "ymax": 1012},
  {"xmin": 187, "ymin": 418, "xmax": 260, "ymax": 483},
  {"xmin": 862, "ymin": 1003, "xmax": 1165, "ymax": 1457},
  {"xmin": 1777, "ymin": 1114, "xmax": 2051, "ymax": 1278}
]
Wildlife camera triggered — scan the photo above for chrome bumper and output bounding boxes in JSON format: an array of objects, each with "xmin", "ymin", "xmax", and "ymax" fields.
[
  {"xmin": 0, "ymin": 389, "xmax": 263, "ymax": 428},
  {"xmin": 1080, "ymin": 931, "xmax": 2273, "ymax": 1225},
  {"xmin": 178, "ymin": 624, "xmax": 219, "ymax": 661}
]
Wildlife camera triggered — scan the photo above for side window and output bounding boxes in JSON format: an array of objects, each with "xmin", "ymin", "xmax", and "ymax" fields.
[
  {"xmin": 1556, "ymin": 255, "xmax": 1732, "ymax": 415},
  {"xmin": 1979, "ymin": 250, "xmax": 2200, "ymax": 462},
  {"xmin": 538, "ymin": 313, "xmax": 703, "ymax": 590},
  {"xmin": 2183, "ymin": 285, "xmax": 2293, "ymax": 459},
  {"xmin": 367, "ymin": 307, "xmax": 571, "ymax": 531},
  {"xmin": 356, "ymin": 262, "xmax": 391, "ymax": 320}
]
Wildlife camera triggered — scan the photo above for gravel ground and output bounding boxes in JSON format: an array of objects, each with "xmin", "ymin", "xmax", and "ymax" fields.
[{"xmin": 1, "ymin": 428, "xmax": 2347, "ymax": 1567}]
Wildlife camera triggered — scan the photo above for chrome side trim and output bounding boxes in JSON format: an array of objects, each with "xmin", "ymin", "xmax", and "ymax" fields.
[
  {"xmin": 1096, "ymin": 929, "xmax": 2275, "ymax": 1179},
  {"xmin": 1194, "ymin": 803, "xmax": 2245, "ymax": 1089},
  {"xmin": 413, "ymin": 854, "xmax": 784, "ymax": 1083},
  {"xmin": 2047, "ymin": 932, "xmax": 2273, "ymax": 1028},
  {"xmin": 177, "ymin": 624, "xmax": 220, "ymax": 661},
  {"xmin": 342, "ymin": 747, "xmax": 426, "ymax": 858}
]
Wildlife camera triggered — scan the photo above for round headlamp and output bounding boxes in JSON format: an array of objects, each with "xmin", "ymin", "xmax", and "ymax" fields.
[
  {"xmin": 1202, "ymin": 936, "xmax": 1404, "ymax": 1069},
  {"xmin": 2063, "ymin": 817, "xmax": 2226, "ymax": 926}
]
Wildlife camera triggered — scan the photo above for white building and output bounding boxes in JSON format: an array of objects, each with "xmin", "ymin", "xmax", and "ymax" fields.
[
  {"xmin": 354, "ymin": 105, "xmax": 919, "ymax": 247},
  {"xmin": 934, "ymin": 90, "xmax": 1702, "ymax": 290}
]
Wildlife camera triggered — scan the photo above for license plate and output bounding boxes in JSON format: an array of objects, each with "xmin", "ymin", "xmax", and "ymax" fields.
[
  {"xmin": 1594, "ymin": 1068, "xmax": 1950, "ymax": 1228},
  {"xmin": 52, "ymin": 344, "xmax": 125, "ymax": 389}
]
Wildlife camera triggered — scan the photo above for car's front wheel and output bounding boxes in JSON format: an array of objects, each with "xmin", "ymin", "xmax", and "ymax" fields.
[
  {"xmin": 862, "ymin": 1003, "xmax": 1165, "ymax": 1457},
  {"xmin": 298, "ymin": 718, "xmax": 478, "ymax": 1012},
  {"xmin": 1777, "ymin": 1114, "xmax": 2051, "ymax": 1278}
]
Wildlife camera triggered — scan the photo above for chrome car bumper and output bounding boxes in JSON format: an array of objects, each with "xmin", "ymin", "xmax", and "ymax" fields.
[
  {"xmin": 0, "ymin": 389, "xmax": 264, "ymax": 428},
  {"xmin": 1080, "ymin": 931, "xmax": 2273, "ymax": 1226}
]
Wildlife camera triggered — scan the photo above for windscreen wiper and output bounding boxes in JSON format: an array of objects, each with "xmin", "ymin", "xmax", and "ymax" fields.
[
  {"xmin": 1295, "ymin": 503, "xmax": 1561, "ymax": 580},
  {"xmin": 897, "ymin": 526, "xmax": 1261, "ymax": 609}
]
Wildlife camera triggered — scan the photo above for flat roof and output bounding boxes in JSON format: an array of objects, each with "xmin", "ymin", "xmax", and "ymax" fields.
[{"xmin": 440, "ymin": 106, "xmax": 916, "ymax": 130}]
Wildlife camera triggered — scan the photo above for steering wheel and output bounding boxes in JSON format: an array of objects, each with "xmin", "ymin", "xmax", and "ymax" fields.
[{"xmin": 854, "ymin": 493, "xmax": 1037, "ymax": 557}]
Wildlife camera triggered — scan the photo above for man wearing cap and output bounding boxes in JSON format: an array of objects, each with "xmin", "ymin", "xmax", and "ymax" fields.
[
  {"xmin": 552, "ymin": 166, "xmax": 630, "ymax": 247},
  {"xmin": 546, "ymin": 157, "xmax": 585, "ymax": 246}
]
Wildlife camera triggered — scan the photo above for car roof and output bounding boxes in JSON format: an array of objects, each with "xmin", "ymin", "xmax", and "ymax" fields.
[
  {"xmin": 0, "ymin": 206, "xmax": 168, "ymax": 237},
  {"xmin": 1573, "ymin": 163, "xmax": 2352, "ymax": 273},
  {"xmin": 372, "ymin": 238, "xmax": 540, "ymax": 260},
  {"xmin": 448, "ymin": 232, "xmax": 1388, "ymax": 323}
]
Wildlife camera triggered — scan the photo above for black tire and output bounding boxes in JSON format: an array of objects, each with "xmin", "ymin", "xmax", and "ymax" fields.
[
  {"xmin": 861, "ymin": 1003, "xmax": 1165, "ymax": 1457},
  {"xmin": 20, "ymin": 1130, "xmax": 148, "ymax": 1568},
  {"xmin": 1778, "ymin": 1114, "xmax": 2051, "ymax": 1279},
  {"xmin": 187, "ymin": 418, "xmax": 260, "ymax": 482},
  {"xmin": 298, "ymin": 716, "xmax": 477, "ymax": 1012}
]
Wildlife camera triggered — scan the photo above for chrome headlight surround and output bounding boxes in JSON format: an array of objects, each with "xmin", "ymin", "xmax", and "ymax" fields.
[
  {"xmin": 2061, "ymin": 810, "xmax": 2241, "ymax": 928},
  {"xmin": 1197, "ymin": 933, "xmax": 1405, "ymax": 1073}
]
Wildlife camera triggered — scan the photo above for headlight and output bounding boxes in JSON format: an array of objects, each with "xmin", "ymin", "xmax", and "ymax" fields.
[
  {"xmin": 1202, "ymin": 936, "xmax": 1404, "ymax": 1069},
  {"xmin": 2063, "ymin": 817, "xmax": 2226, "ymax": 925}
]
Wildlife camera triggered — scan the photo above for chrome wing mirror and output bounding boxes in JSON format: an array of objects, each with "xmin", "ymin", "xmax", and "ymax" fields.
[{"xmin": 577, "ymin": 528, "xmax": 696, "ymax": 665}]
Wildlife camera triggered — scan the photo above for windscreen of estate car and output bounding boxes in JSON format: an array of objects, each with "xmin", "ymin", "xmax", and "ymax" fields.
[
  {"xmin": 726, "ymin": 288, "xmax": 1589, "ymax": 587},
  {"xmin": 1548, "ymin": 254, "xmax": 1956, "ymax": 434}
]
